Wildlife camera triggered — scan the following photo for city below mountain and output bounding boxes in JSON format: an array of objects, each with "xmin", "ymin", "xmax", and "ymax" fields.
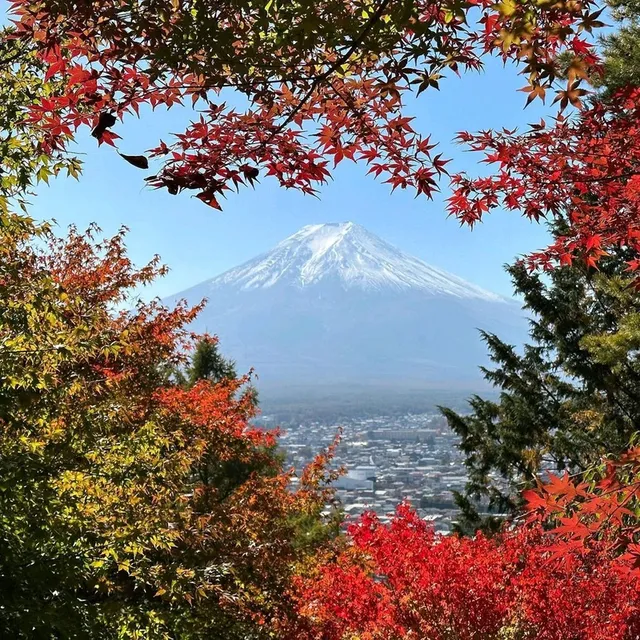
[{"xmin": 165, "ymin": 222, "xmax": 526, "ymax": 398}]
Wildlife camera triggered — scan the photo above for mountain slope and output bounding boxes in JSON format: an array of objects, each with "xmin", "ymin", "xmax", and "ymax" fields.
[
  {"xmin": 165, "ymin": 222, "xmax": 526, "ymax": 388},
  {"xmin": 213, "ymin": 222, "xmax": 503, "ymax": 299}
]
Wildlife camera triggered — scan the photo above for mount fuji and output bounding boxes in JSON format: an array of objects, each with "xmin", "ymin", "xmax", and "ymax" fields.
[{"xmin": 165, "ymin": 222, "xmax": 526, "ymax": 389}]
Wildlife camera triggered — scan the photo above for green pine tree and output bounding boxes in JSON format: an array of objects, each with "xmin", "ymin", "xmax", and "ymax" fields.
[
  {"xmin": 442, "ymin": 248, "xmax": 640, "ymax": 535},
  {"xmin": 186, "ymin": 337, "xmax": 237, "ymax": 386},
  {"xmin": 598, "ymin": 0, "xmax": 640, "ymax": 95}
]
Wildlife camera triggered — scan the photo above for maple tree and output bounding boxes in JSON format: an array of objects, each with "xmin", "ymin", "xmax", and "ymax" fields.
[
  {"xmin": 439, "ymin": 0, "xmax": 640, "ymax": 536},
  {"xmin": 447, "ymin": 0, "xmax": 640, "ymax": 271},
  {"xmin": 0, "ymin": 213, "xmax": 338, "ymax": 638},
  {"xmin": 290, "ymin": 503, "xmax": 640, "ymax": 640},
  {"xmin": 0, "ymin": 34, "xmax": 81, "ymax": 213},
  {"xmin": 448, "ymin": 85, "xmax": 640, "ymax": 271},
  {"xmin": 524, "ymin": 448, "xmax": 640, "ymax": 580},
  {"xmin": 3, "ymin": 0, "xmax": 603, "ymax": 211}
]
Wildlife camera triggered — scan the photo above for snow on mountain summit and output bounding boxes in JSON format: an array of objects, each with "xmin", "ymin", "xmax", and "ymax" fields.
[
  {"xmin": 209, "ymin": 222, "xmax": 504, "ymax": 301},
  {"xmin": 165, "ymin": 222, "xmax": 525, "ymax": 385}
]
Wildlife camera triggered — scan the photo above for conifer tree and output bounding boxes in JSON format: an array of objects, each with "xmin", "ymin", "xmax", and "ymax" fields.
[
  {"xmin": 182, "ymin": 338, "xmax": 275, "ymax": 500},
  {"xmin": 442, "ymin": 246, "xmax": 640, "ymax": 534},
  {"xmin": 186, "ymin": 337, "xmax": 237, "ymax": 387},
  {"xmin": 598, "ymin": 0, "xmax": 640, "ymax": 95}
]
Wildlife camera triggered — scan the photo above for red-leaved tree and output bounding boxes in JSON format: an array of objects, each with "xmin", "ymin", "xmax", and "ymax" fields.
[
  {"xmin": 290, "ymin": 503, "xmax": 640, "ymax": 640},
  {"xmin": 449, "ymin": 86, "xmax": 640, "ymax": 271},
  {"xmin": 524, "ymin": 447, "xmax": 640, "ymax": 580},
  {"xmin": 7, "ymin": 0, "xmax": 602, "ymax": 209}
]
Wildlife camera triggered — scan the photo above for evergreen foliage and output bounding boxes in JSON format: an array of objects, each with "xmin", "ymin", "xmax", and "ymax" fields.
[
  {"xmin": 599, "ymin": 0, "xmax": 640, "ymax": 95},
  {"xmin": 443, "ymin": 249, "xmax": 640, "ymax": 534},
  {"xmin": 186, "ymin": 338, "xmax": 237, "ymax": 387}
]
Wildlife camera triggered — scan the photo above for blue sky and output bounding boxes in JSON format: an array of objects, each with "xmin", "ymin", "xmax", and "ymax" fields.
[{"xmin": 29, "ymin": 55, "xmax": 555, "ymax": 300}]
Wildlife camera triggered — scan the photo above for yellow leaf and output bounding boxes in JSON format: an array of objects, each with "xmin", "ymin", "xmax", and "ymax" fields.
[{"xmin": 497, "ymin": 0, "xmax": 517, "ymax": 17}]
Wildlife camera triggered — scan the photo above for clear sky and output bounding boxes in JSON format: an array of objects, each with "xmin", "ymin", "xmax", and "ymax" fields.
[{"xmin": 29, "ymin": 55, "xmax": 555, "ymax": 300}]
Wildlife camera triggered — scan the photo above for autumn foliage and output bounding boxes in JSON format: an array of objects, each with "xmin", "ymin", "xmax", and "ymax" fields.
[
  {"xmin": 291, "ymin": 504, "xmax": 640, "ymax": 640},
  {"xmin": 3, "ymin": 0, "xmax": 640, "ymax": 637},
  {"xmin": 0, "ymin": 214, "xmax": 336, "ymax": 638},
  {"xmin": 524, "ymin": 448, "xmax": 640, "ymax": 579},
  {"xmin": 449, "ymin": 86, "xmax": 640, "ymax": 271},
  {"xmin": 8, "ymin": 0, "xmax": 603, "ymax": 210}
]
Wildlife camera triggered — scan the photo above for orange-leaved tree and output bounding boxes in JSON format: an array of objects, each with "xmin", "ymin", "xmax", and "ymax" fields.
[{"xmin": 0, "ymin": 213, "xmax": 337, "ymax": 638}]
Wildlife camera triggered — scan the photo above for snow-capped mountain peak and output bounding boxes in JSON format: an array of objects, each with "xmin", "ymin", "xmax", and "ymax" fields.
[
  {"xmin": 209, "ymin": 222, "xmax": 503, "ymax": 301},
  {"xmin": 165, "ymin": 222, "xmax": 525, "ymax": 386}
]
